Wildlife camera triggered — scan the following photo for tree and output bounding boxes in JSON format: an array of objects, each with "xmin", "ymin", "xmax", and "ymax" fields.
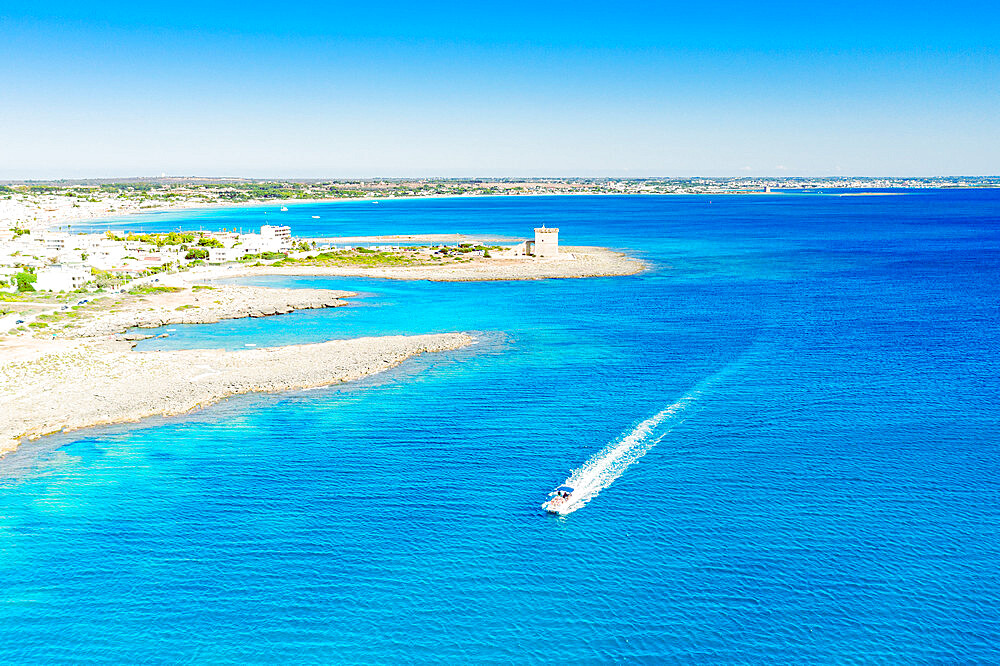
[
  {"xmin": 185, "ymin": 248, "xmax": 210, "ymax": 260},
  {"xmin": 15, "ymin": 272, "xmax": 36, "ymax": 292}
]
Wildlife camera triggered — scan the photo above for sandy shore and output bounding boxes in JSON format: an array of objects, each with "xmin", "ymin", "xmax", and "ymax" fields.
[
  {"xmin": 0, "ymin": 333, "xmax": 473, "ymax": 457},
  {"xmin": 1, "ymin": 195, "xmax": 342, "ymax": 232}
]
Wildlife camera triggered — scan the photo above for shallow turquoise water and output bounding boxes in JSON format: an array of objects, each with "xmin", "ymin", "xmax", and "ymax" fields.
[{"xmin": 3, "ymin": 193, "xmax": 1000, "ymax": 662}]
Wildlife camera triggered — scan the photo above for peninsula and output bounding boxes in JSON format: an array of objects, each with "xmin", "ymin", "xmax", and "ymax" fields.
[
  {"xmin": 0, "ymin": 224, "xmax": 644, "ymax": 321},
  {"xmin": 0, "ymin": 281, "xmax": 474, "ymax": 456},
  {"xmin": 0, "ymin": 214, "xmax": 642, "ymax": 458}
]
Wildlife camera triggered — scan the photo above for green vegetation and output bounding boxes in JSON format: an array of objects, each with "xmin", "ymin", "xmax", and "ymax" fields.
[
  {"xmin": 439, "ymin": 243, "xmax": 498, "ymax": 255},
  {"xmin": 0, "ymin": 289, "xmax": 77, "ymax": 303},
  {"xmin": 192, "ymin": 285, "xmax": 216, "ymax": 291},
  {"xmin": 212, "ymin": 182, "xmax": 317, "ymax": 202},
  {"xmin": 274, "ymin": 249, "xmax": 420, "ymax": 268},
  {"xmin": 105, "ymin": 230, "xmax": 197, "ymax": 246},
  {"xmin": 93, "ymin": 271, "xmax": 126, "ymax": 289},
  {"xmin": 15, "ymin": 272, "xmax": 36, "ymax": 292},
  {"xmin": 240, "ymin": 251, "xmax": 286, "ymax": 262},
  {"xmin": 175, "ymin": 304, "xmax": 198, "ymax": 311},
  {"xmin": 185, "ymin": 248, "xmax": 209, "ymax": 260},
  {"xmin": 128, "ymin": 285, "xmax": 183, "ymax": 295},
  {"xmin": 197, "ymin": 237, "xmax": 224, "ymax": 248},
  {"xmin": 28, "ymin": 321, "xmax": 48, "ymax": 328},
  {"xmin": 146, "ymin": 262, "xmax": 175, "ymax": 275}
]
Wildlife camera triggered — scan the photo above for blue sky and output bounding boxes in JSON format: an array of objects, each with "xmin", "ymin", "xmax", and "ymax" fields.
[{"xmin": 1, "ymin": 2, "xmax": 998, "ymax": 178}]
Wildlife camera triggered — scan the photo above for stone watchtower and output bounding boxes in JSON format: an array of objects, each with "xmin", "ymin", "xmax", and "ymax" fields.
[{"xmin": 533, "ymin": 226, "xmax": 559, "ymax": 257}]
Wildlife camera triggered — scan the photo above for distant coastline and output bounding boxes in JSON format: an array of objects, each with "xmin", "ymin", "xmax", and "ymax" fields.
[{"xmin": 4, "ymin": 177, "xmax": 998, "ymax": 232}]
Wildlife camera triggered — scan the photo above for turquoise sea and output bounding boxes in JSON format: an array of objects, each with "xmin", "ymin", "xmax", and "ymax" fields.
[{"xmin": 2, "ymin": 192, "xmax": 999, "ymax": 663}]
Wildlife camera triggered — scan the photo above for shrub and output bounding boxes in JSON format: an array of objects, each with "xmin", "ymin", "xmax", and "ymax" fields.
[
  {"xmin": 15, "ymin": 272, "xmax": 36, "ymax": 292},
  {"xmin": 128, "ymin": 285, "xmax": 182, "ymax": 295}
]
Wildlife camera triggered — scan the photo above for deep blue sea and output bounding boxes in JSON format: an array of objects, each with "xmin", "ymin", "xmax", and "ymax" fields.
[{"xmin": 3, "ymin": 193, "xmax": 999, "ymax": 663}]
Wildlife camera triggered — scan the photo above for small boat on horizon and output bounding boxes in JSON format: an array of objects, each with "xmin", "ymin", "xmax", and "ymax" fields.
[
  {"xmin": 312, "ymin": 215, "xmax": 320, "ymax": 219},
  {"xmin": 280, "ymin": 206, "xmax": 288, "ymax": 211}
]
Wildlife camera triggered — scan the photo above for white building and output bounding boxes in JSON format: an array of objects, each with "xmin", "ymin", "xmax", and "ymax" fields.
[
  {"xmin": 534, "ymin": 226, "xmax": 559, "ymax": 257},
  {"xmin": 41, "ymin": 232, "xmax": 70, "ymax": 252},
  {"xmin": 239, "ymin": 225, "xmax": 292, "ymax": 254},
  {"xmin": 507, "ymin": 226, "xmax": 560, "ymax": 257},
  {"xmin": 35, "ymin": 264, "xmax": 89, "ymax": 292},
  {"xmin": 86, "ymin": 240, "xmax": 129, "ymax": 270},
  {"xmin": 260, "ymin": 224, "xmax": 292, "ymax": 251},
  {"xmin": 208, "ymin": 246, "xmax": 246, "ymax": 263}
]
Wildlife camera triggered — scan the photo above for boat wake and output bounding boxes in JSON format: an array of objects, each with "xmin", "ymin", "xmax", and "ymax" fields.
[{"xmin": 544, "ymin": 370, "xmax": 728, "ymax": 516}]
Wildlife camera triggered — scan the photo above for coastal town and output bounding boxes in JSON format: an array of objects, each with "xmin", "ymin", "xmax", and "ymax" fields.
[
  {"xmin": 2, "ymin": 175, "xmax": 998, "ymax": 231},
  {"xmin": 0, "ymin": 222, "xmax": 298, "ymax": 293}
]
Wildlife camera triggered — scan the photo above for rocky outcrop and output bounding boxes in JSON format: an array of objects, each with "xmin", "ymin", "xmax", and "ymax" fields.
[
  {"xmin": 1, "ymin": 333, "xmax": 475, "ymax": 456},
  {"xmin": 63, "ymin": 285, "xmax": 355, "ymax": 338}
]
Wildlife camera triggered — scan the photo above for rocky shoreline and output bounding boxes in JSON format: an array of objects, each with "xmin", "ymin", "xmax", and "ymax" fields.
[
  {"xmin": 238, "ymin": 246, "xmax": 645, "ymax": 282},
  {"xmin": 1, "ymin": 333, "xmax": 473, "ymax": 457},
  {"xmin": 0, "ymin": 281, "xmax": 476, "ymax": 458},
  {"xmin": 65, "ymin": 285, "xmax": 355, "ymax": 339}
]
